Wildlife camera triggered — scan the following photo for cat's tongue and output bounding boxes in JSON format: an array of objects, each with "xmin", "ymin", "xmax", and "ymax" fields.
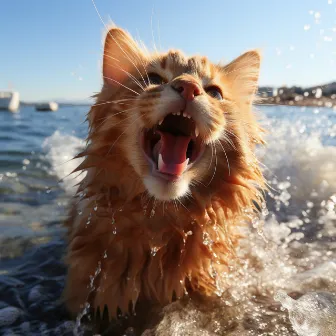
[{"xmin": 156, "ymin": 131, "xmax": 191, "ymax": 176}]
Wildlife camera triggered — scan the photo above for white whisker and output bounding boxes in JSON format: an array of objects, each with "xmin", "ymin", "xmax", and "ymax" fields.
[
  {"xmin": 95, "ymin": 106, "xmax": 140, "ymax": 130},
  {"xmin": 105, "ymin": 113, "xmax": 145, "ymax": 156},
  {"xmin": 102, "ymin": 76, "xmax": 140, "ymax": 95},
  {"xmin": 207, "ymin": 143, "xmax": 217, "ymax": 186},
  {"xmin": 216, "ymin": 140, "xmax": 231, "ymax": 176},
  {"xmin": 104, "ymin": 57, "xmax": 145, "ymax": 91},
  {"xmin": 91, "ymin": 0, "xmax": 147, "ymax": 84},
  {"xmin": 177, "ymin": 198, "xmax": 189, "ymax": 212}
]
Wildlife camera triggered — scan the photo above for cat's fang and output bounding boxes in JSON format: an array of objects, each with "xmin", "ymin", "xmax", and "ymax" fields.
[{"xmin": 195, "ymin": 127, "xmax": 199, "ymax": 137}]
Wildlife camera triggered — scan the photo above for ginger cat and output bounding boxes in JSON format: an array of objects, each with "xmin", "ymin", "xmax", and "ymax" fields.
[{"xmin": 63, "ymin": 26, "xmax": 265, "ymax": 332}]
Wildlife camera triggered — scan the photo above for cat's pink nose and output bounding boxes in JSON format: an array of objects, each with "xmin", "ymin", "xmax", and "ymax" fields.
[{"xmin": 172, "ymin": 80, "xmax": 201, "ymax": 101}]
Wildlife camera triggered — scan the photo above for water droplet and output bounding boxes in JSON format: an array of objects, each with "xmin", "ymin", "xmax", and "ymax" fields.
[
  {"xmin": 151, "ymin": 246, "xmax": 159, "ymax": 256},
  {"xmin": 112, "ymin": 227, "xmax": 117, "ymax": 234},
  {"xmin": 306, "ymin": 201, "xmax": 314, "ymax": 208},
  {"xmin": 86, "ymin": 213, "xmax": 92, "ymax": 225},
  {"xmin": 103, "ymin": 250, "xmax": 107, "ymax": 258},
  {"xmin": 46, "ymin": 188, "xmax": 51, "ymax": 194},
  {"xmin": 203, "ymin": 232, "xmax": 213, "ymax": 246},
  {"xmin": 94, "ymin": 206, "xmax": 98, "ymax": 211},
  {"xmin": 111, "ymin": 216, "xmax": 115, "ymax": 225},
  {"xmin": 314, "ymin": 12, "xmax": 321, "ymax": 19},
  {"xmin": 150, "ymin": 209, "xmax": 155, "ymax": 218},
  {"xmin": 78, "ymin": 210, "xmax": 83, "ymax": 215},
  {"xmin": 186, "ymin": 231, "xmax": 193, "ymax": 236}
]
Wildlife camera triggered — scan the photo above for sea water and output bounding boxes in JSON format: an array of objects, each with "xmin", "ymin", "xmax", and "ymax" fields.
[{"xmin": 0, "ymin": 105, "xmax": 335, "ymax": 335}]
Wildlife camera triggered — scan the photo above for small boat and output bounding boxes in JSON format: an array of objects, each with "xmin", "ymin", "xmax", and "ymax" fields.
[
  {"xmin": 0, "ymin": 91, "xmax": 20, "ymax": 112},
  {"xmin": 35, "ymin": 102, "xmax": 59, "ymax": 112}
]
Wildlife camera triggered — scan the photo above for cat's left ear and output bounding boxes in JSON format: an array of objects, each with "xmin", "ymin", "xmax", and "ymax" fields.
[
  {"xmin": 102, "ymin": 28, "xmax": 146, "ymax": 87},
  {"xmin": 222, "ymin": 50, "xmax": 261, "ymax": 104}
]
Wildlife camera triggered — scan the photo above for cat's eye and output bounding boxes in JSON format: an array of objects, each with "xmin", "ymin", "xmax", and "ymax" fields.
[
  {"xmin": 205, "ymin": 86, "xmax": 223, "ymax": 100},
  {"xmin": 146, "ymin": 73, "xmax": 165, "ymax": 86}
]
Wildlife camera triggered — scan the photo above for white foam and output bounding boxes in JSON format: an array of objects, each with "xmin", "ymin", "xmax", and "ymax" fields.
[
  {"xmin": 275, "ymin": 290, "xmax": 336, "ymax": 336},
  {"xmin": 258, "ymin": 116, "xmax": 336, "ymax": 211},
  {"xmin": 42, "ymin": 131, "xmax": 85, "ymax": 194}
]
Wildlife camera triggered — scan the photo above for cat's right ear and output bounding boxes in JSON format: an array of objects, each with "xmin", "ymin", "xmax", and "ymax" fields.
[{"xmin": 102, "ymin": 28, "xmax": 145, "ymax": 87}]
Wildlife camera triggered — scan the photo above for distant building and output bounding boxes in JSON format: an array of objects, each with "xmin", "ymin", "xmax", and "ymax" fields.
[
  {"xmin": 257, "ymin": 81, "xmax": 336, "ymax": 101},
  {"xmin": 322, "ymin": 82, "xmax": 336, "ymax": 96},
  {"xmin": 258, "ymin": 87, "xmax": 276, "ymax": 97}
]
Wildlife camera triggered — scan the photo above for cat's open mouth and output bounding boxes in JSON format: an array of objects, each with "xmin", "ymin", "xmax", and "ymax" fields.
[{"xmin": 141, "ymin": 113, "xmax": 204, "ymax": 180}]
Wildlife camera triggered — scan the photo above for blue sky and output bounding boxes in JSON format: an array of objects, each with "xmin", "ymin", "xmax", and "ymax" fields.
[{"xmin": 0, "ymin": 0, "xmax": 335, "ymax": 101}]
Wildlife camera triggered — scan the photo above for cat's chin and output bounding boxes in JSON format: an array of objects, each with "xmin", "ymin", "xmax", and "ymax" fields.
[{"xmin": 143, "ymin": 174, "xmax": 190, "ymax": 201}]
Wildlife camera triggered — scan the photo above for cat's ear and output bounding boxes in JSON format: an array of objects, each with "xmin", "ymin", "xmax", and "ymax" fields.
[
  {"xmin": 222, "ymin": 50, "xmax": 261, "ymax": 103},
  {"xmin": 103, "ymin": 28, "xmax": 145, "ymax": 87}
]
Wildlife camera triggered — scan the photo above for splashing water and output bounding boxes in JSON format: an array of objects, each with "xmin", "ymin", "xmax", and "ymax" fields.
[
  {"xmin": 140, "ymin": 106, "xmax": 336, "ymax": 336},
  {"xmin": 1, "ymin": 105, "xmax": 335, "ymax": 336},
  {"xmin": 74, "ymin": 261, "xmax": 102, "ymax": 335},
  {"xmin": 42, "ymin": 130, "xmax": 86, "ymax": 195},
  {"xmin": 275, "ymin": 291, "xmax": 336, "ymax": 336}
]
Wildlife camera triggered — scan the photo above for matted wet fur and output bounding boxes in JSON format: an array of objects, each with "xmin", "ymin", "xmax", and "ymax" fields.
[{"xmin": 62, "ymin": 26, "xmax": 265, "ymax": 332}]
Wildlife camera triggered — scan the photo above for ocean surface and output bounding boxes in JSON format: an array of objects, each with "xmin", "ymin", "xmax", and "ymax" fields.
[{"xmin": 0, "ymin": 105, "xmax": 335, "ymax": 336}]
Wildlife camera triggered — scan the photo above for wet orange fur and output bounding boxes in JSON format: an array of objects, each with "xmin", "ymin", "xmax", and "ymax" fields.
[{"xmin": 63, "ymin": 27, "xmax": 265, "ymax": 321}]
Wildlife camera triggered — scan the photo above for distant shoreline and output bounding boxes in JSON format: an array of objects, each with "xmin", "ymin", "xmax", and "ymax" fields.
[
  {"xmin": 20, "ymin": 97, "xmax": 336, "ymax": 109},
  {"xmin": 21, "ymin": 102, "xmax": 91, "ymax": 107},
  {"xmin": 257, "ymin": 96, "xmax": 335, "ymax": 108}
]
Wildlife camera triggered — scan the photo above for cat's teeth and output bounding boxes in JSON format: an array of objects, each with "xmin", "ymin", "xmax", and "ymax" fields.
[
  {"xmin": 158, "ymin": 154, "xmax": 164, "ymax": 171},
  {"xmin": 187, "ymin": 115, "xmax": 191, "ymax": 119},
  {"xmin": 195, "ymin": 127, "xmax": 199, "ymax": 137},
  {"xmin": 177, "ymin": 111, "xmax": 181, "ymax": 116},
  {"xmin": 158, "ymin": 119, "xmax": 164, "ymax": 125}
]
